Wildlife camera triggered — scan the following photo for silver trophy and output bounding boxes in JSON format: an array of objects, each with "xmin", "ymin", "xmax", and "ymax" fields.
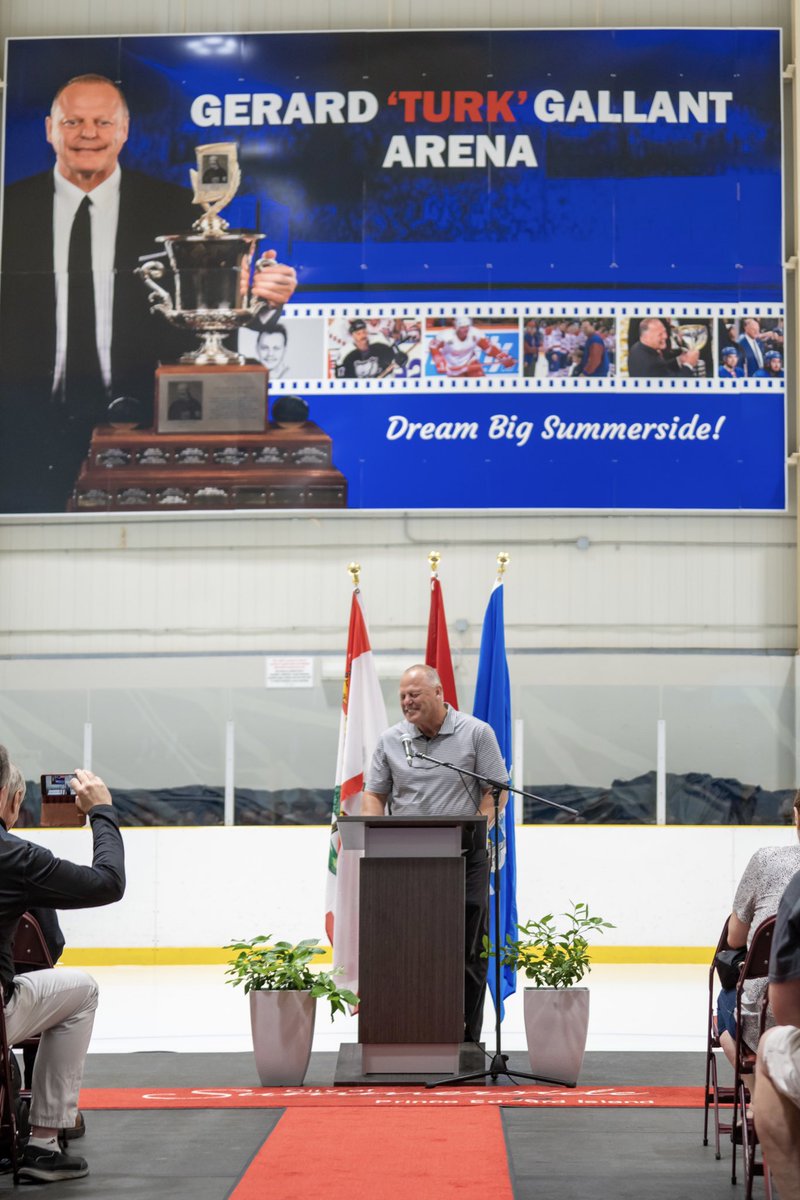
[
  {"xmin": 672, "ymin": 323, "xmax": 709, "ymax": 377},
  {"xmin": 137, "ymin": 142, "xmax": 267, "ymax": 365}
]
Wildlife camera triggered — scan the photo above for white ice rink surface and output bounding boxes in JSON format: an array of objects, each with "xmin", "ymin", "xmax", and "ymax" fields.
[{"xmin": 84, "ymin": 963, "xmax": 709, "ymax": 1056}]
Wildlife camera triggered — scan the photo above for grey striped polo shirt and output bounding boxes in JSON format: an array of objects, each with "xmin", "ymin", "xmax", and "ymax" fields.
[{"xmin": 364, "ymin": 705, "xmax": 508, "ymax": 817}]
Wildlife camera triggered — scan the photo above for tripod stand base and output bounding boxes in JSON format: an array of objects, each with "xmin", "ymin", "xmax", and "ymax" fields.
[{"xmin": 426, "ymin": 1051, "xmax": 577, "ymax": 1089}]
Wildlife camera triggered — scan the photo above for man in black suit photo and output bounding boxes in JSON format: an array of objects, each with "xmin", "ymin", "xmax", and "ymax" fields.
[
  {"xmin": 0, "ymin": 74, "xmax": 297, "ymax": 513},
  {"xmin": 626, "ymin": 317, "xmax": 700, "ymax": 379}
]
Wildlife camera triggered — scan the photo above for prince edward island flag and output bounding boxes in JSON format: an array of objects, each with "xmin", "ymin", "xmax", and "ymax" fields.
[{"xmin": 325, "ymin": 588, "xmax": 387, "ymax": 996}]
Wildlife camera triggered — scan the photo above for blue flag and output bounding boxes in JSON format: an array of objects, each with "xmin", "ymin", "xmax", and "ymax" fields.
[{"xmin": 473, "ymin": 580, "xmax": 518, "ymax": 1021}]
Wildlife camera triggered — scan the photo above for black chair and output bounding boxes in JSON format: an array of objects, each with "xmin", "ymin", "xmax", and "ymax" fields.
[
  {"xmin": 703, "ymin": 917, "xmax": 738, "ymax": 1157},
  {"xmin": 11, "ymin": 914, "xmax": 84, "ymax": 1148},
  {"xmin": 0, "ymin": 993, "xmax": 21, "ymax": 1185},
  {"xmin": 730, "ymin": 915, "xmax": 775, "ymax": 1198},
  {"xmin": 12, "ymin": 914, "xmax": 54, "ymax": 1092},
  {"xmin": 12, "ymin": 915, "xmax": 55, "ymax": 976}
]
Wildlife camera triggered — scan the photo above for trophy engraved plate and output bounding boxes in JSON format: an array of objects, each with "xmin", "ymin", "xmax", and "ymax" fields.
[
  {"xmin": 77, "ymin": 489, "xmax": 111, "ymax": 509},
  {"xmin": 194, "ymin": 486, "xmax": 230, "ymax": 507},
  {"xmin": 293, "ymin": 446, "xmax": 329, "ymax": 465},
  {"xmin": 155, "ymin": 364, "xmax": 268, "ymax": 433},
  {"xmin": 156, "ymin": 487, "xmax": 191, "ymax": 506},
  {"xmin": 213, "ymin": 447, "xmax": 250, "ymax": 466},
  {"xmin": 96, "ymin": 449, "xmax": 132, "ymax": 469},
  {"xmin": 253, "ymin": 446, "xmax": 286, "ymax": 465},
  {"xmin": 175, "ymin": 447, "xmax": 208, "ymax": 465},
  {"xmin": 118, "ymin": 488, "xmax": 151, "ymax": 507},
  {"xmin": 137, "ymin": 447, "xmax": 171, "ymax": 466}
]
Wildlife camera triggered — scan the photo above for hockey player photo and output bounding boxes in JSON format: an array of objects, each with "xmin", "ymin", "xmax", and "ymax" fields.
[
  {"xmin": 524, "ymin": 315, "xmax": 616, "ymax": 378},
  {"xmin": 753, "ymin": 350, "xmax": 784, "ymax": 379},
  {"xmin": 327, "ymin": 317, "xmax": 422, "ymax": 379},
  {"xmin": 718, "ymin": 345, "xmax": 744, "ymax": 378},
  {"xmin": 425, "ymin": 316, "xmax": 518, "ymax": 378}
]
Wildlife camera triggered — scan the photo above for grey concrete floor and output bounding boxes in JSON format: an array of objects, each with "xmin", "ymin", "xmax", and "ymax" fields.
[{"xmin": 0, "ymin": 1051, "xmax": 740, "ymax": 1199}]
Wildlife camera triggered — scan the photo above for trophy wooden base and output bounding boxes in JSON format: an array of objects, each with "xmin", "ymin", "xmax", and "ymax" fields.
[{"xmin": 69, "ymin": 422, "xmax": 348, "ymax": 511}]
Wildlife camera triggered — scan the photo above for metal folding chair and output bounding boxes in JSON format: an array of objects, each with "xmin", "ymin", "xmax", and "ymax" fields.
[
  {"xmin": 0, "ymin": 993, "xmax": 21, "ymax": 1185},
  {"xmin": 11, "ymin": 912, "xmax": 84, "ymax": 1149},
  {"xmin": 12, "ymin": 914, "xmax": 55, "ymax": 1093},
  {"xmin": 703, "ymin": 917, "xmax": 737, "ymax": 1157},
  {"xmin": 730, "ymin": 915, "xmax": 776, "ymax": 1198},
  {"xmin": 12, "ymin": 915, "xmax": 55, "ymax": 976}
]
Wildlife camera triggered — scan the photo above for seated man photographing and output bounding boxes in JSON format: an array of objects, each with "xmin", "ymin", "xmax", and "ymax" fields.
[{"xmin": 0, "ymin": 745, "xmax": 125, "ymax": 1183}]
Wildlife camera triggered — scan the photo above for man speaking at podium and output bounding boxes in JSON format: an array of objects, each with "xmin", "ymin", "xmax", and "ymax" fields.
[{"xmin": 362, "ymin": 664, "xmax": 508, "ymax": 1044}]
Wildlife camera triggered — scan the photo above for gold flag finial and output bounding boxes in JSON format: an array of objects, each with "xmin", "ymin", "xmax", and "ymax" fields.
[
  {"xmin": 347, "ymin": 562, "xmax": 361, "ymax": 586},
  {"xmin": 497, "ymin": 551, "xmax": 510, "ymax": 578},
  {"xmin": 428, "ymin": 550, "xmax": 441, "ymax": 575}
]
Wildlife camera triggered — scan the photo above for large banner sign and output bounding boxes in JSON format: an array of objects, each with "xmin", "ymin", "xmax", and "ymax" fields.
[{"xmin": 0, "ymin": 28, "xmax": 784, "ymax": 514}]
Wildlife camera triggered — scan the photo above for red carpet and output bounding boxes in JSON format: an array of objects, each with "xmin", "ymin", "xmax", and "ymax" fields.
[
  {"xmin": 229, "ymin": 1108, "xmax": 514, "ymax": 1200},
  {"xmin": 79, "ymin": 1084, "xmax": 705, "ymax": 1109}
]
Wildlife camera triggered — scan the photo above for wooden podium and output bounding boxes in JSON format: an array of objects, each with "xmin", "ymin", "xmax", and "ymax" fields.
[{"xmin": 336, "ymin": 814, "xmax": 486, "ymax": 1081}]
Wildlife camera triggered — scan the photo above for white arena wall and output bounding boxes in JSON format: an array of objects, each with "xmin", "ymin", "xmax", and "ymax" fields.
[{"xmin": 22, "ymin": 822, "xmax": 800, "ymax": 964}]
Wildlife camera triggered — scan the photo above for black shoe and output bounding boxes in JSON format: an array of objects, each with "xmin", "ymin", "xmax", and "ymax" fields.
[{"xmin": 18, "ymin": 1143, "xmax": 88, "ymax": 1183}]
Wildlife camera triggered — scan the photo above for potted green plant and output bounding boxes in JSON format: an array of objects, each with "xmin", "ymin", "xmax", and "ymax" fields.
[
  {"xmin": 224, "ymin": 935, "xmax": 358, "ymax": 1085},
  {"xmin": 487, "ymin": 901, "xmax": 615, "ymax": 1085}
]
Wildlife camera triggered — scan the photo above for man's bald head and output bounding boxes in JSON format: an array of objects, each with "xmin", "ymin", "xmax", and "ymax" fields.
[
  {"xmin": 401, "ymin": 663, "xmax": 442, "ymax": 689},
  {"xmin": 398, "ymin": 665, "xmax": 446, "ymax": 737},
  {"xmin": 0, "ymin": 744, "xmax": 9, "ymax": 793}
]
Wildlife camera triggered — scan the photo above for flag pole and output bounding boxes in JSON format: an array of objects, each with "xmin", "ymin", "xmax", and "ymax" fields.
[
  {"xmin": 487, "ymin": 552, "xmax": 511, "ymax": 1080},
  {"xmin": 488, "ymin": 552, "xmax": 510, "ymax": 1078},
  {"xmin": 425, "ymin": 549, "xmax": 459, "ymax": 709},
  {"xmin": 427, "ymin": 552, "xmax": 577, "ymax": 1089}
]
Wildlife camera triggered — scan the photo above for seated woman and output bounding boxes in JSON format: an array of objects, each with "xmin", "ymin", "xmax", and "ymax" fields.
[{"xmin": 717, "ymin": 790, "xmax": 800, "ymax": 1066}]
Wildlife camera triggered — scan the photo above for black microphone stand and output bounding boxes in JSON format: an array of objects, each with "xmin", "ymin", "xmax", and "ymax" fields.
[{"xmin": 406, "ymin": 748, "xmax": 579, "ymax": 1089}]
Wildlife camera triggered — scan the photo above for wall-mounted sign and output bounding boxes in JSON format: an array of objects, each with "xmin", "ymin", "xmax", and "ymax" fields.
[{"xmin": 0, "ymin": 28, "xmax": 784, "ymax": 514}]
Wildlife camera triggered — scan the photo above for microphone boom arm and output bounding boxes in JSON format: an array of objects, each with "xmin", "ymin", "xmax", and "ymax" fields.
[{"xmin": 409, "ymin": 748, "xmax": 579, "ymax": 819}]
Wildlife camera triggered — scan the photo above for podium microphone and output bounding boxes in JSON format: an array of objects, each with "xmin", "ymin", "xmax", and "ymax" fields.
[{"xmin": 401, "ymin": 735, "xmax": 415, "ymax": 764}]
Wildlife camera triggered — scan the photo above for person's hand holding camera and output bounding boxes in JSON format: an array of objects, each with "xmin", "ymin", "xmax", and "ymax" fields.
[{"xmin": 69, "ymin": 769, "xmax": 113, "ymax": 814}]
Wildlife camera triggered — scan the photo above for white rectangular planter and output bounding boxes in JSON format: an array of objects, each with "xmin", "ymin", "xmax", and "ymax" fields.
[
  {"xmin": 523, "ymin": 987, "xmax": 590, "ymax": 1086},
  {"xmin": 249, "ymin": 990, "xmax": 316, "ymax": 1085}
]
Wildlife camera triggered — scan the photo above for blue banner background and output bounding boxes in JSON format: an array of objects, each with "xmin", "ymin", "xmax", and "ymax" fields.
[
  {"xmin": 3, "ymin": 28, "xmax": 783, "ymax": 303},
  {"xmin": 1, "ymin": 28, "xmax": 786, "ymax": 512},
  {"xmin": 311, "ymin": 390, "xmax": 785, "ymax": 510}
]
